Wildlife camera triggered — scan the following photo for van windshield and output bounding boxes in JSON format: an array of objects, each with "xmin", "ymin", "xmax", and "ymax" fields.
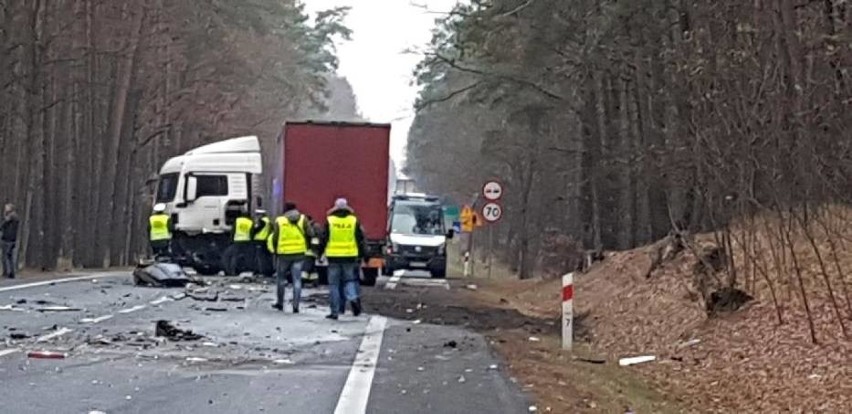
[
  {"xmin": 390, "ymin": 201, "xmax": 445, "ymax": 236},
  {"xmin": 156, "ymin": 173, "xmax": 179, "ymax": 203}
]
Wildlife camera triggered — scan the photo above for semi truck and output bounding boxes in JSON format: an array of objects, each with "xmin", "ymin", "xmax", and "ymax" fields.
[
  {"xmin": 152, "ymin": 122, "xmax": 395, "ymax": 283},
  {"xmin": 275, "ymin": 121, "xmax": 393, "ymax": 286},
  {"xmin": 153, "ymin": 136, "xmax": 264, "ymax": 275}
]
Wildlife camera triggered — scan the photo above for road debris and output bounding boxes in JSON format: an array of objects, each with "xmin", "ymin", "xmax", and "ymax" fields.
[
  {"xmin": 443, "ymin": 340, "xmax": 458, "ymax": 348},
  {"xmin": 618, "ymin": 355, "xmax": 656, "ymax": 366},
  {"xmin": 133, "ymin": 261, "xmax": 192, "ymax": 287},
  {"xmin": 81, "ymin": 315, "xmax": 114, "ymax": 324},
  {"xmin": 27, "ymin": 350, "xmax": 67, "ymax": 359},
  {"xmin": 37, "ymin": 327, "xmax": 73, "ymax": 342},
  {"xmin": 37, "ymin": 306, "xmax": 82, "ymax": 312},
  {"xmin": 9, "ymin": 332, "xmax": 30, "ymax": 340},
  {"xmin": 155, "ymin": 320, "xmax": 203, "ymax": 341},
  {"xmin": 186, "ymin": 357, "xmax": 208, "ymax": 362},
  {"xmin": 465, "ymin": 284, "xmax": 478, "ymax": 290},
  {"xmin": 0, "ymin": 304, "xmax": 25, "ymax": 312},
  {"xmin": 528, "ymin": 336, "xmax": 541, "ymax": 342},
  {"xmin": 273, "ymin": 359, "xmax": 294, "ymax": 365},
  {"xmin": 528, "ymin": 406, "xmax": 538, "ymax": 412}
]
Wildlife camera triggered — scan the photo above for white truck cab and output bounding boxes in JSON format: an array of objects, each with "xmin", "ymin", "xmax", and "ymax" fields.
[{"xmin": 154, "ymin": 136, "xmax": 263, "ymax": 274}]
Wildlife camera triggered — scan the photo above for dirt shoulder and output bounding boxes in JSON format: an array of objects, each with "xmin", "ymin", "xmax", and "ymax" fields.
[{"xmin": 367, "ymin": 279, "xmax": 685, "ymax": 413}]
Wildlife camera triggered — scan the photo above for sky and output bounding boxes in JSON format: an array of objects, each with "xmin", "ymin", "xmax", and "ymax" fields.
[{"xmin": 302, "ymin": 0, "xmax": 461, "ymax": 172}]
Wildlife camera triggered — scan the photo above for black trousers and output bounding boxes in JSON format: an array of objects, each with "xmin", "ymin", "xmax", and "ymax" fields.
[{"xmin": 150, "ymin": 240, "xmax": 170, "ymax": 259}]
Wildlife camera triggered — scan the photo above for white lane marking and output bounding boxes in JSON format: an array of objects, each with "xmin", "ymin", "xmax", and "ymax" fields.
[
  {"xmin": 0, "ymin": 348, "xmax": 20, "ymax": 358},
  {"xmin": 150, "ymin": 296, "xmax": 172, "ymax": 305},
  {"xmin": 334, "ymin": 316, "xmax": 388, "ymax": 414},
  {"xmin": 118, "ymin": 305, "xmax": 147, "ymax": 314},
  {"xmin": 385, "ymin": 275, "xmax": 401, "ymax": 290},
  {"xmin": 36, "ymin": 327, "xmax": 73, "ymax": 343},
  {"xmin": 81, "ymin": 315, "xmax": 113, "ymax": 324},
  {"xmin": 0, "ymin": 273, "xmax": 125, "ymax": 293}
]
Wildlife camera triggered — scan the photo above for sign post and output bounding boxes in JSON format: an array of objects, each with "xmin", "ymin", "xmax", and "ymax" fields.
[
  {"xmin": 481, "ymin": 180, "xmax": 504, "ymax": 278},
  {"xmin": 562, "ymin": 272, "xmax": 574, "ymax": 350}
]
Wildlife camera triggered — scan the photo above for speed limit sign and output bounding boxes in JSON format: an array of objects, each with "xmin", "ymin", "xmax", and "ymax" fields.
[{"xmin": 481, "ymin": 202, "xmax": 503, "ymax": 223}]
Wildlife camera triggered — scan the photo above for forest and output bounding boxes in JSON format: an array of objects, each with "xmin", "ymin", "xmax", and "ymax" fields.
[
  {"xmin": 0, "ymin": 0, "xmax": 359, "ymax": 269},
  {"xmin": 407, "ymin": 0, "xmax": 852, "ymax": 279}
]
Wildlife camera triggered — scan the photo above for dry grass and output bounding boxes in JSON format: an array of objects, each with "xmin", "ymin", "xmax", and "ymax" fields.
[{"xmin": 466, "ymin": 206, "xmax": 852, "ymax": 412}]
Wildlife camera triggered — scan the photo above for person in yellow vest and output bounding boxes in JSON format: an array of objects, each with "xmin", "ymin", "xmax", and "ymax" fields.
[
  {"xmin": 319, "ymin": 198, "xmax": 366, "ymax": 320},
  {"xmin": 251, "ymin": 209, "xmax": 274, "ymax": 277},
  {"xmin": 269, "ymin": 202, "xmax": 314, "ymax": 313},
  {"xmin": 147, "ymin": 204, "xmax": 173, "ymax": 259},
  {"xmin": 224, "ymin": 209, "xmax": 254, "ymax": 275}
]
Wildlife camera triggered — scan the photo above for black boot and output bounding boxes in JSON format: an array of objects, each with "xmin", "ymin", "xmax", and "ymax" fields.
[
  {"xmin": 351, "ymin": 299, "xmax": 362, "ymax": 317},
  {"xmin": 271, "ymin": 303, "xmax": 283, "ymax": 311}
]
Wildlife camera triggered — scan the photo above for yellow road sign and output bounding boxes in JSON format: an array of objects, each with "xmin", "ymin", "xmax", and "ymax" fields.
[{"xmin": 461, "ymin": 205, "xmax": 474, "ymax": 232}]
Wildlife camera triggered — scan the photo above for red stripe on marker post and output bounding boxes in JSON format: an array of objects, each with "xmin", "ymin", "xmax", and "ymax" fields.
[
  {"xmin": 562, "ymin": 273, "xmax": 574, "ymax": 351},
  {"xmin": 562, "ymin": 285, "xmax": 574, "ymax": 301}
]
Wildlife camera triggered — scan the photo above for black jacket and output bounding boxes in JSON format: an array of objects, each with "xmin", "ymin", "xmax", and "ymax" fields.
[
  {"xmin": 319, "ymin": 208, "xmax": 366, "ymax": 263},
  {"xmin": 1, "ymin": 212, "xmax": 19, "ymax": 243}
]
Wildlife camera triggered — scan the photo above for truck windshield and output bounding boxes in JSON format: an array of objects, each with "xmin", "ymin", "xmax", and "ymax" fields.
[
  {"xmin": 390, "ymin": 201, "xmax": 445, "ymax": 236},
  {"xmin": 156, "ymin": 173, "xmax": 179, "ymax": 203}
]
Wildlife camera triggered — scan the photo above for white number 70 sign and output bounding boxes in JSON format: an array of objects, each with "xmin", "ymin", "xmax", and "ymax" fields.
[{"xmin": 481, "ymin": 202, "xmax": 503, "ymax": 223}]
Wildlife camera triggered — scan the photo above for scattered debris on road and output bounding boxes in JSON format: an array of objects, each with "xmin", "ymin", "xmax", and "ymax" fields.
[
  {"xmin": 37, "ymin": 306, "xmax": 82, "ymax": 312},
  {"xmin": 443, "ymin": 340, "xmax": 457, "ymax": 348},
  {"xmin": 0, "ymin": 305, "xmax": 25, "ymax": 312},
  {"xmin": 133, "ymin": 261, "xmax": 193, "ymax": 287},
  {"xmin": 618, "ymin": 355, "xmax": 656, "ymax": 366},
  {"xmin": 528, "ymin": 336, "xmax": 541, "ymax": 342},
  {"xmin": 465, "ymin": 284, "xmax": 478, "ymax": 290},
  {"xmin": 155, "ymin": 320, "xmax": 203, "ymax": 341},
  {"xmin": 9, "ymin": 332, "xmax": 30, "ymax": 340},
  {"xmin": 27, "ymin": 350, "xmax": 67, "ymax": 359}
]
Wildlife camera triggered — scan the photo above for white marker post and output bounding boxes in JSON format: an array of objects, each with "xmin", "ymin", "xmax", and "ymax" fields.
[
  {"xmin": 562, "ymin": 272, "xmax": 574, "ymax": 350},
  {"xmin": 463, "ymin": 251, "xmax": 471, "ymax": 277}
]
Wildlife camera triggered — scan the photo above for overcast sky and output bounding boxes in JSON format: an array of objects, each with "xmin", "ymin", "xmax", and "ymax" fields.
[{"xmin": 302, "ymin": 0, "xmax": 461, "ymax": 171}]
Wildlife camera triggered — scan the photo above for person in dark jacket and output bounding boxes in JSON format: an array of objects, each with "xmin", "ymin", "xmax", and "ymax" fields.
[
  {"xmin": 1, "ymin": 204, "xmax": 20, "ymax": 279},
  {"xmin": 319, "ymin": 198, "xmax": 366, "ymax": 319},
  {"xmin": 250, "ymin": 209, "xmax": 274, "ymax": 277}
]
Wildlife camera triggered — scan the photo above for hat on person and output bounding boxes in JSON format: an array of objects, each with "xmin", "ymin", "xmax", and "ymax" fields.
[
  {"xmin": 334, "ymin": 198, "xmax": 348, "ymax": 209},
  {"xmin": 153, "ymin": 203, "xmax": 166, "ymax": 213}
]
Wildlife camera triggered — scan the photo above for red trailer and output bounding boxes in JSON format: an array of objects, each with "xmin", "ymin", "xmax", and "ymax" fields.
[{"xmin": 274, "ymin": 121, "xmax": 392, "ymax": 285}]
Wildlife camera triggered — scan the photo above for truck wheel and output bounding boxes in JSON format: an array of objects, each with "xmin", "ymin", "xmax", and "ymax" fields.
[
  {"xmin": 361, "ymin": 268, "xmax": 378, "ymax": 286},
  {"xmin": 430, "ymin": 265, "xmax": 447, "ymax": 279}
]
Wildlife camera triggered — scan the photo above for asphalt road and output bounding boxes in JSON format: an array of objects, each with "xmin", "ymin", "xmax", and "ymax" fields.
[{"xmin": 0, "ymin": 272, "xmax": 530, "ymax": 414}]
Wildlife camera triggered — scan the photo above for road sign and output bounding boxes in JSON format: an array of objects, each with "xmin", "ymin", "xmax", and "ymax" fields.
[
  {"xmin": 481, "ymin": 202, "xmax": 502, "ymax": 223},
  {"xmin": 452, "ymin": 221, "xmax": 461, "ymax": 233},
  {"xmin": 460, "ymin": 205, "xmax": 475, "ymax": 232},
  {"xmin": 482, "ymin": 180, "xmax": 503, "ymax": 201}
]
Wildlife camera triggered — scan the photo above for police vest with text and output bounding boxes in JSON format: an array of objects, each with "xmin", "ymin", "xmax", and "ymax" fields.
[{"xmin": 325, "ymin": 215, "xmax": 359, "ymax": 258}]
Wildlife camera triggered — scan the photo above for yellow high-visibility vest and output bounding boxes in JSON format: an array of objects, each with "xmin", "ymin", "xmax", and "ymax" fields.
[
  {"xmin": 275, "ymin": 215, "xmax": 307, "ymax": 255},
  {"xmin": 149, "ymin": 214, "xmax": 171, "ymax": 241},
  {"xmin": 254, "ymin": 217, "xmax": 271, "ymax": 241},
  {"xmin": 233, "ymin": 217, "xmax": 253, "ymax": 242},
  {"xmin": 325, "ymin": 215, "xmax": 359, "ymax": 258}
]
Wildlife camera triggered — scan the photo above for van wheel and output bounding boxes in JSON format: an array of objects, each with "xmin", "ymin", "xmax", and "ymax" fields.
[{"xmin": 430, "ymin": 265, "xmax": 446, "ymax": 279}]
